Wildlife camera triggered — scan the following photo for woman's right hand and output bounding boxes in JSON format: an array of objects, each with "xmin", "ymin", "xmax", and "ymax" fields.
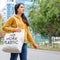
[{"xmin": 15, "ymin": 28, "xmax": 21, "ymax": 32}]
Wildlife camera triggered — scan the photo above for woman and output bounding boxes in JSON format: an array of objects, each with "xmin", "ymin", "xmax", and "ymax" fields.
[{"xmin": 2, "ymin": 3, "xmax": 38, "ymax": 60}]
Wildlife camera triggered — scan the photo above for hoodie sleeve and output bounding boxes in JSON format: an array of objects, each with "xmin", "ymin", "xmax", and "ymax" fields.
[
  {"xmin": 27, "ymin": 26, "xmax": 36, "ymax": 46},
  {"xmin": 2, "ymin": 16, "xmax": 16, "ymax": 32}
]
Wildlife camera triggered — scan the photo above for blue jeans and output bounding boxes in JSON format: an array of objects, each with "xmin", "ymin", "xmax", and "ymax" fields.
[{"xmin": 10, "ymin": 43, "xmax": 27, "ymax": 60}]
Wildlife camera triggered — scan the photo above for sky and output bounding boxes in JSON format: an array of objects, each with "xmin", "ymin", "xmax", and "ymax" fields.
[{"xmin": 0, "ymin": 0, "xmax": 7, "ymax": 11}]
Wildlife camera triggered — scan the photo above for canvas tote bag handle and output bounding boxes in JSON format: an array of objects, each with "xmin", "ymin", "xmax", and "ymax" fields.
[{"xmin": 13, "ymin": 16, "xmax": 19, "ymax": 28}]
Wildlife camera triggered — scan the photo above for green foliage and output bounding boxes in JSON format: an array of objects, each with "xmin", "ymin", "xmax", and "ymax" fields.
[
  {"xmin": 29, "ymin": 0, "xmax": 60, "ymax": 43},
  {"xmin": 0, "ymin": 14, "xmax": 4, "ymax": 30},
  {"xmin": 28, "ymin": 0, "xmax": 60, "ymax": 43}
]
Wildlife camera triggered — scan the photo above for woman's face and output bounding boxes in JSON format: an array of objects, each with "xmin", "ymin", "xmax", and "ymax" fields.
[{"xmin": 17, "ymin": 4, "xmax": 24, "ymax": 14}]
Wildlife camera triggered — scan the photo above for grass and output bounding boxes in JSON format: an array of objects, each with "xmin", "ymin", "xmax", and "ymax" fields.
[
  {"xmin": 0, "ymin": 38, "xmax": 3, "ymax": 45},
  {"xmin": 28, "ymin": 43, "xmax": 60, "ymax": 52},
  {"xmin": 0, "ymin": 41, "xmax": 3, "ymax": 45},
  {"xmin": 38, "ymin": 45, "xmax": 60, "ymax": 51}
]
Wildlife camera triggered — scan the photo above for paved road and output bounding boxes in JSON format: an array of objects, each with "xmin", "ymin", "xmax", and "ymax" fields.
[{"xmin": 0, "ymin": 45, "xmax": 60, "ymax": 60}]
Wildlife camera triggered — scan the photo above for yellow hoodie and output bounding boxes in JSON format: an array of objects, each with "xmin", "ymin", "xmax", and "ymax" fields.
[{"xmin": 2, "ymin": 14, "xmax": 36, "ymax": 46}]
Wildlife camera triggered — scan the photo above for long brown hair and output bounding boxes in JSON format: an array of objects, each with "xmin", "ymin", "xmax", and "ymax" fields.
[{"xmin": 14, "ymin": 3, "xmax": 29, "ymax": 26}]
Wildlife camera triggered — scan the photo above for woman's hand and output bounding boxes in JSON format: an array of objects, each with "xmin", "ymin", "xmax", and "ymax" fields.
[
  {"xmin": 15, "ymin": 28, "xmax": 21, "ymax": 32},
  {"xmin": 33, "ymin": 43, "xmax": 38, "ymax": 49}
]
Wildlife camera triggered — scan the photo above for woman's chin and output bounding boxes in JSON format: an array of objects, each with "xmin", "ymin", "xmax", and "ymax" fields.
[{"xmin": 22, "ymin": 12, "xmax": 24, "ymax": 14}]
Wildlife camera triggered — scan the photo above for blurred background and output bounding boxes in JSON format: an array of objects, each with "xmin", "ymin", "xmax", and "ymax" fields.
[{"xmin": 0, "ymin": 0, "xmax": 60, "ymax": 51}]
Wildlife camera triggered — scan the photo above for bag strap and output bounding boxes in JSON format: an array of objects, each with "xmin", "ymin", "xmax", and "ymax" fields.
[
  {"xmin": 13, "ymin": 16, "xmax": 25, "ymax": 32},
  {"xmin": 13, "ymin": 16, "xmax": 19, "ymax": 27}
]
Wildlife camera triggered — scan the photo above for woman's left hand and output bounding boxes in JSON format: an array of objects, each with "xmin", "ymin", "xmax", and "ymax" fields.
[{"xmin": 33, "ymin": 43, "xmax": 38, "ymax": 49}]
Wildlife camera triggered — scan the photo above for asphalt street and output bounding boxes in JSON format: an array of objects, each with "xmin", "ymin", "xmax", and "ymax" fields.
[{"xmin": 0, "ymin": 45, "xmax": 60, "ymax": 60}]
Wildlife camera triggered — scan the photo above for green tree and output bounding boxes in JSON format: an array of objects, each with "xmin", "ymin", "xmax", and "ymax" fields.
[
  {"xmin": 0, "ymin": 14, "xmax": 5, "ymax": 38},
  {"xmin": 29, "ymin": 0, "xmax": 60, "ymax": 44},
  {"xmin": 0, "ymin": 14, "xmax": 3, "ymax": 30}
]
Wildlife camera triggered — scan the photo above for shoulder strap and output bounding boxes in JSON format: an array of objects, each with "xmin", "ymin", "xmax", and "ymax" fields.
[{"xmin": 13, "ymin": 16, "xmax": 18, "ymax": 27}]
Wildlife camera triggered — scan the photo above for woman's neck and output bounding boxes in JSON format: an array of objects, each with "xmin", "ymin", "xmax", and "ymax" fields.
[{"xmin": 17, "ymin": 13, "xmax": 21, "ymax": 17}]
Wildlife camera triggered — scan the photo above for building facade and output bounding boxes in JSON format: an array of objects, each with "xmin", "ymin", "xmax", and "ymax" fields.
[
  {"xmin": 6, "ymin": 0, "xmax": 15, "ymax": 19},
  {"xmin": 6, "ymin": 0, "xmax": 34, "ymax": 19},
  {"xmin": 0, "ymin": 0, "xmax": 7, "ymax": 21}
]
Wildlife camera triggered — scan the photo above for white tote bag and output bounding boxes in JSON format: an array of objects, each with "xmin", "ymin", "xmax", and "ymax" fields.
[{"xmin": 2, "ymin": 16, "xmax": 25, "ymax": 53}]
